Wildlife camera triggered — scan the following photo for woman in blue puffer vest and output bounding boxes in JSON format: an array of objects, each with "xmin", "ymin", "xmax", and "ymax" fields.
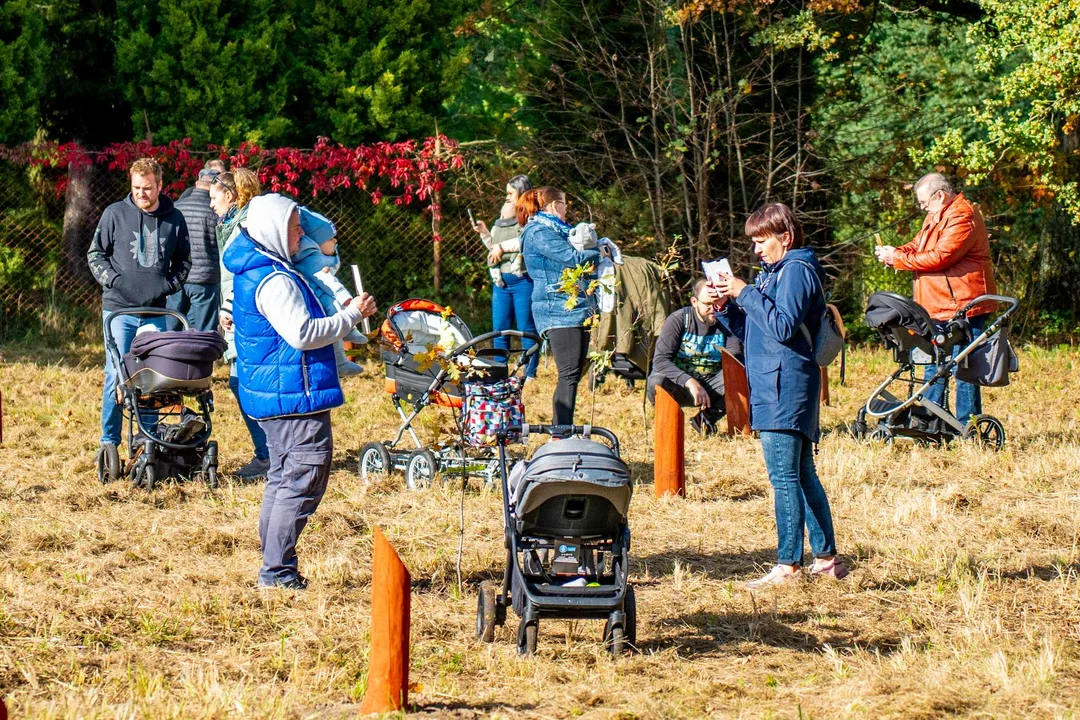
[
  {"xmin": 713, "ymin": 203, "xmax": 848, "ymax": 589},
  {"xmin": 223, "ymin": 193, "xmax": 377, "ymax": 590},
  {"xmin": 519, "ymin": 186, "xmax": 601, "ymax": 426}
]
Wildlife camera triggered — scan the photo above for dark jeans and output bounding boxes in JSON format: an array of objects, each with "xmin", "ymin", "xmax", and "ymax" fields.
[
  {"xmin": 166, "ymin": 282, "xmax": 221, "ymax": 332},
  {"xmin": 492, "ymin": 273, "xmax": 540, "ymax": 378},
  {"xmin": 258, "ymin": 411, "xmax": 333, "ymax": 586},
  {"xmin": 923, "ymin": 313, "xmax": 988, "ymax": 423},
  {"xmin": 229, "ymin": 373, "xmax": 269, "ymax": 460},
  {"xmin": 759, "ymin": 430, "xmax": 838, "ymax": 566},
  {"xmin": 547, "ymin": 326, "xmax": 590, "ymax": 426},
  {"xmin": 646, "ymin": 372, "xmax": 726, "ymax": 422}
]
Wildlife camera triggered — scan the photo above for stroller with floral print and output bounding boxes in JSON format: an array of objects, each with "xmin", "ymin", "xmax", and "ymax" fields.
[{"xmin": 358, "ymin": 299, "xmax": 541, "ymax": 489}]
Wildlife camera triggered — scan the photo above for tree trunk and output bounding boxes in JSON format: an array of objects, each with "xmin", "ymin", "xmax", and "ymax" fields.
[{"xmin": 59, "ymin": 160, "xmax": 100, "ymax": 306}]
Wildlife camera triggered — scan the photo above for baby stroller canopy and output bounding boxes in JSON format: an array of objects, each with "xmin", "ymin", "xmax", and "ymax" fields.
[
  {"xmin": 864, "ymin": 292, "xmax": 937, "ymax": 355},
  {"xmin": 124, "ymin": 330, "xmax": 226, "ymax": 395},
  {"xmin": 380, "ymin": 299, "xmax": 471, "ymax": 355}
]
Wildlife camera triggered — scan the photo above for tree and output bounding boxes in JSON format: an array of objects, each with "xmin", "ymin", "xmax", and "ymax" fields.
[
  {"xmin": 291, "ymin": 0, "xmax": 474, "ymax": 143},
  {"xmin": 0, "ymin": 0, "xmax": 48, "ymax": 143},
  {"xmin": 114, "ymin": 0, "xmax": 295, "ymax": 145}
]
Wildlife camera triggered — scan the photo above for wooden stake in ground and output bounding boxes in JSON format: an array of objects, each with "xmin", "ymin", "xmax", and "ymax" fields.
[
  {"xmin": 653, "ymin": 385, "xmax": 685, "ymax": 497},
  {"xmin": 359, "ymin": 527, "xmax": 412, "ymax": 715},
  {"xmin": 720, "ymin": 349, "xmax": 752, "ymax": 436}
]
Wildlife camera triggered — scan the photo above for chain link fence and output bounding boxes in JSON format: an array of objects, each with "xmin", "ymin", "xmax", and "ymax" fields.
[{"xmin": 0, "ymin": 145, "xmax": 526, "ymax": 340}]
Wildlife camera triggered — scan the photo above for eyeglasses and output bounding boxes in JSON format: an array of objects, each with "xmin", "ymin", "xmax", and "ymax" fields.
[{"xmin": 917, "ymin": 190, "xmax": 941, "ymax": 210}]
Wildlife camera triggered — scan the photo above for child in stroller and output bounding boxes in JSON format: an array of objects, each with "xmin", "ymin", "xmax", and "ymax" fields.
[
  {"xmin": 358, "ymin": 299, "xmax": 541, "ymax": 489},
  {"xmin": 476, "ymin": 423, "xmax": 636, "ymax": 655},
  {"xmin": 96, "ymin": 308, "xmax": 226, "ymax": 488},
  {"xmin": 851, "ymin": 292, "xmax": 1019, "ymax": 448}
]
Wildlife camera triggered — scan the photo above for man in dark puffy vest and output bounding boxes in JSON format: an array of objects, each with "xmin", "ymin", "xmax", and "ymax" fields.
[
  {"xmin": 169, "ymin": 168, "xmax": 222, "ymax": 331},
  {"xmin": 222, "ymin": 193, "xmax": 376, "ymax": 590}
]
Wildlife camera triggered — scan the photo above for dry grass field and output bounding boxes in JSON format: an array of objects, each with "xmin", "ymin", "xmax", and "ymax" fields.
[{"xmin": 2, "ymin": 338, "xmax": 1080, "ymax": 719}]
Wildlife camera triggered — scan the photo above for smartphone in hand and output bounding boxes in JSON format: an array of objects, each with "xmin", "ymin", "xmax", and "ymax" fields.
[{"xmin": 467, "ymin": 208, "xmax": 476, "ymax": 227}]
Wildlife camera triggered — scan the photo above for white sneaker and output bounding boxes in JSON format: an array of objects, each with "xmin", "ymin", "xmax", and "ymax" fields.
[{"xmin": 746, "ymin": 565, "xmax": 801, "ymax": 590}]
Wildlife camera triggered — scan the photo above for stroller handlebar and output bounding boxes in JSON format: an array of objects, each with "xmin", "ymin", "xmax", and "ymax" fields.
[
  {"xmin": 447, "ymin": 330, "xmax": 543, "ymax": 359},
  {"xmin": 498, "ymin": 423, "xmax": 621, "ymax": 456},
  {"xmin": 953, "ymin": 294, "xmax": 1019, "ymax": 320}
]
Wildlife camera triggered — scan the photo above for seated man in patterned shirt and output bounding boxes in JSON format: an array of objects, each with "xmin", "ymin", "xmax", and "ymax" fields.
[{"xmin": 647, "ymin": 278, "xmax": 743, "ymax": 435}]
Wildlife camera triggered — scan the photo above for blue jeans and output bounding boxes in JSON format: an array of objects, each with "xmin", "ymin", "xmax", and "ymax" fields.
[
  {"xmin": 100, "ymin": 310, "xmax": 169, "ymax": 445},
  {"xmin": 229, "ymin": 371, "xmax": 269, "ymax": 460},
  {"xmin": 923, "ymin": 313, "xmax": 987, "ymax": 423},
  {"xmin": 760, "ymin": 430, "xmax": 838, "ymax": 566},
  {"xmin": 492, "ymin": 273, "xmax": 539, "ymax": 378},
  {"xmin": 166, "ymin": 282, "xmax": 221, "ymax": 332}
]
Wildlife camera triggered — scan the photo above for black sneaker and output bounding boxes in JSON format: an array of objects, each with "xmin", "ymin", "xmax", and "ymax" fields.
[{"xmin": 690, "ymin": 411, "xmax": 720, "ymax": 437}]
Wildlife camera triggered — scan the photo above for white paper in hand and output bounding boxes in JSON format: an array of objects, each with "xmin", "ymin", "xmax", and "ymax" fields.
[{"xmin": 701, "ymin": 258, "xmax": 733, "ymax": 284}]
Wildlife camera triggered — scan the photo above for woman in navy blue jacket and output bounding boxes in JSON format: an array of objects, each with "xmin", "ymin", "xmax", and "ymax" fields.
[
  {"xmin": 519, "ymin": 186, "xmax": 601, "ymax": 425},
  {"xmin": 713, "ymin": 203, "xmax": 848, "ymax": 589}
]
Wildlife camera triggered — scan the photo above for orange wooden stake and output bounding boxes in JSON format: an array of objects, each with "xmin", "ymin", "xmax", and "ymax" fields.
[
  {"xmin": 720, "ymin": 348, "xmax": 752, "ymax": 437},
  {"xmin": 820, "ymin": 366, "xmax": 831, "ymax": 407},
  {"xmin": 654, "ymin": 385, "xmax": 685, "ymax": 497},
  {"xmin": 360, "ymin": 526, "xmax": 412, "ymax": 715}
]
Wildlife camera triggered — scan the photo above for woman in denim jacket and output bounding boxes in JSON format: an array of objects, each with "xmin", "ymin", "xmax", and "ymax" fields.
[
  {"xmin": 713, "ymin": 203, "xmax": 848, "ymax": 589},
  {"xmin": 519, "ymin": 186, "xmax": 601, "ymax": 425}
]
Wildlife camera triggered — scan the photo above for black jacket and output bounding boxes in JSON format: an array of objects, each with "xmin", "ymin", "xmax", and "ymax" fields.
[
  {"xmin": 174, "ymin": 188, "xmax": 220, "ymax": 284},
  {"xmin": 87, "ymin": 193, "xmax": 191, "ymax": 311}
]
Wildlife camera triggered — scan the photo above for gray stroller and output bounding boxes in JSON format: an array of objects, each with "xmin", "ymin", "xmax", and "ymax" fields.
[{"xmin": 477, "ymin": 424, "xmax": 636, "ymax": 655}]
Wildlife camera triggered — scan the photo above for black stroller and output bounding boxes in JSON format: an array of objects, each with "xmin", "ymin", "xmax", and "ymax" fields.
[
  {"xmin": 96, "ymin": 308, "xmax": 225, "ymax": 489},
  {"xmin": 851, "ymin": 292, "xmax": 1019, "ymax": 448},
  {"xmin": 477, "ymin": 424, "xmax": 636, "ymax": 655}
]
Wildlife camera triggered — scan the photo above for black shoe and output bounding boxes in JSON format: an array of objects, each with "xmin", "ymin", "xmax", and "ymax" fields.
[{"xmin": 690, "ymin": 411, "xmax": 720, "ymax": 437}]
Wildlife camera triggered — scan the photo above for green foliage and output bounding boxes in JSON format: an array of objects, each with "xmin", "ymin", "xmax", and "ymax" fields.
[
  {"xmin": 114, "ymin": 0, "xmax": 295, "ymax": 145},
  {"xmin": 0, "ymin": 0, "xmax": 48, "ymax": 143},
  {"xmin": 914, "ymin": 0, "xmax": 1080, "ymax": 221},
  {"xmin": 296, "ymin": 0, "xmax": 474, "ymax": 143}
]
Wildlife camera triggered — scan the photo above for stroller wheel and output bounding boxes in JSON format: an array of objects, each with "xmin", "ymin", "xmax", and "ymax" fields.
[
  {"xmin": 867, "ymin": 426, "xmax": 894, "ymax": 445},
  {"xmin": 96, "ymin": 443, "xmax": 120, "ymax": 484},
  {"xmin": 963, "ymin": 414, "xmax": 1006, "ymax": 450},
  {"xmin": 516, "ymin": 618, "xmax": 538, "ymax": 656},
  {"xmin": 623, "ymin": 585, "xmax": 638, "ymax": 650},
  {"xmin": 404, "ymin": 449, "xmax": 438, "ymax": 491},
  {"xmin": 476, "ymin": 581, "xmax": 497, "ymax": 642},
  {"xmin": 359, "ymin": 442, "xmax": 393, "ymax": 482},
  {"xmin": 136, "ymin": 461, "xmax": 157, "ymax": 490},
  {"xmin": 603, "ymin": 620, "xmax": 626, "ymax": 655}
]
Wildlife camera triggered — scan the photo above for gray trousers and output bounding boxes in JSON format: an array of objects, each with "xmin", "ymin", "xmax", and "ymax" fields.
[
  {"xmin": 646, "ymin": 372, "xmax": 727, "ymax": 422},
  {"xmin": 257, "ymin": 411, "xmax": 333, "ymax": 585}
]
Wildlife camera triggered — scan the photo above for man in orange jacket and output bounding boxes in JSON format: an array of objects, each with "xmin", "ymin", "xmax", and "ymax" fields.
[{"xmin": 875, "ymin": 173, "xmax": 997, "ymax": 424}]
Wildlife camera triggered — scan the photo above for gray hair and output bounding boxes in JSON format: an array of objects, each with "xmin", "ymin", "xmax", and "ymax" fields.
[
  {"xmin": 507, "ymin": 174, "xmax": 532, "ymax": 195},
  {"xmin": 914, "ymin": 173, "xmax": 954, "ymax": 198}
]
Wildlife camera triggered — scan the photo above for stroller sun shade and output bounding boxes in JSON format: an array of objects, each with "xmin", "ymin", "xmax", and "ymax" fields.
[
  {"xmin": 123, "ymin": 330, "xmax": 226, "ymax": 395},
  {"xmin": 864, "ymin": 292, "xmax": 937, "ymax": 355},
  {"xmin": 381, "ymin": 299, "xmax": 472, "ymax": 355}
]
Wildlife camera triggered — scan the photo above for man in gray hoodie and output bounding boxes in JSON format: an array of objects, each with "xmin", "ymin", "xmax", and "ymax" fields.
[
  {"xmin": 169, "ymin": 168, "xmax": 221, "ymax": 331},
  {"xmin": 87, "ymin": 157, "xmax": 191, "ymax": 450}
]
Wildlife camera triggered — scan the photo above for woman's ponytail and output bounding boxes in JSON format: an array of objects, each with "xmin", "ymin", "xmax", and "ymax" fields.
[{"xmin": 516, "ymin": 186, "xmax": 564, "ymax": 226}]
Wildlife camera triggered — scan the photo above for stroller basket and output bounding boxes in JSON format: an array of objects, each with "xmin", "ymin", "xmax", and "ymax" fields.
[{"xmin": 123, "ymin": 330, "xmax": 226, "ymax": 395}]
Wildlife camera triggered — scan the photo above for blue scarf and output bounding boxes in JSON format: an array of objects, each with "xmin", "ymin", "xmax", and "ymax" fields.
[{"xmin": 528, "ymin": 211, "xmax": 572, "ymax": 237}]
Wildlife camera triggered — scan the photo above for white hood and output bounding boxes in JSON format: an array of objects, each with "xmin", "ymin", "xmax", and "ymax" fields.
[{"xmin": 243, "ymin": 193, "xmax": 297, "ymax": 261}]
